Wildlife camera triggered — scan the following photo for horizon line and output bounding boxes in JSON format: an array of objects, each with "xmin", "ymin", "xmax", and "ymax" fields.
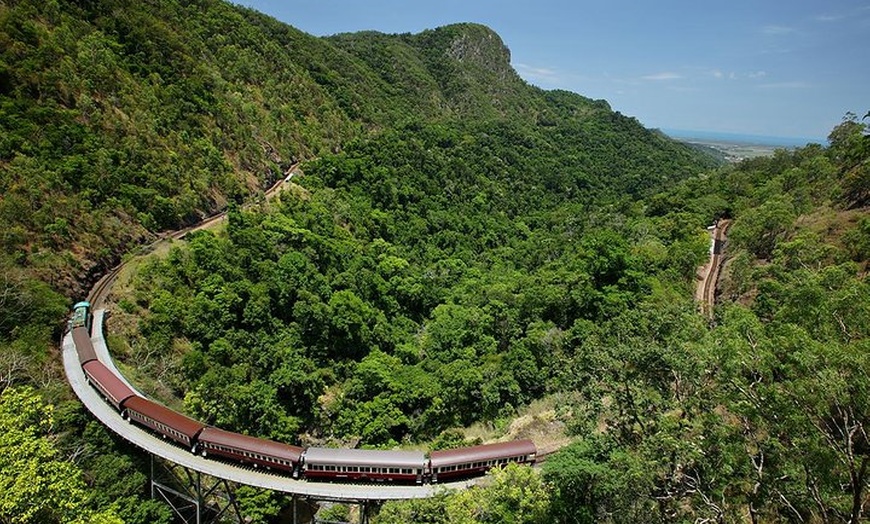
[{"xmin": 661, "ymin": 128, "xmax": 826, "ymax": 148}]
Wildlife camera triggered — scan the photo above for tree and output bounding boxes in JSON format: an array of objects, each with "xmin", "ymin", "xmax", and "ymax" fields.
[
  {"xmin": 828, "ymin": 113, "xmax": 870, "ymax": 207},
  {"xmin": 728, "ymin": 194, "xmax": 796, "ymax": 259},
  {"xmin": 375, "ymin": 464, "xmax": 549, "ymax": 524},
  {"xmin": 0, "ymin": 387, "xmax": 123, "ymax": 524},
  {"xmin": 453, "ymin": 463, "xmax": 551, "ymax": 524}
]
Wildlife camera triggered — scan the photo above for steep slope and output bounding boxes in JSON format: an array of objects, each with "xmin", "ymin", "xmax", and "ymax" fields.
[
  {"xmin": 0, "ymin": 2, "xmax": 724, "ymax": 522},
  {"xmin": 0, "ymin": 0, "xmax": 715, "ymax": 300}
]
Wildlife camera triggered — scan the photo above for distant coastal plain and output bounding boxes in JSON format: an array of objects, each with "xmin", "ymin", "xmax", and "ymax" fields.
[{"xmin": 664, "ymin": 129, "xmax": 825, "ymax": 162}]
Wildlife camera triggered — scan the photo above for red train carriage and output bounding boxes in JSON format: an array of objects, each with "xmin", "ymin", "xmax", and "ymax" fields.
[
  {"xmin": 198, "ymin": 427, "xmax": 303, "ymax": 474},
  {"xmin": 429, "ymin": 439, "xmax": 537, "ymax": 482},
  {"xmin": 82, "ymin": 360, "xmax": 137, "ymax": 410},
  {"xmin": 302, "ymin": 448, "xmax": 427, "ymax": 484},
  {"xmin": 72, "ymin": 326, "xmax": 98, "ymax": 365},
  {"xmin": 121, "ymin": 396, "xmax": 205, "ymax": 451}
]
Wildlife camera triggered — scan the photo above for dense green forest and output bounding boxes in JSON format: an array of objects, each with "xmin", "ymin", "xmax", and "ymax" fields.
[{"xmin": 1, "ymin": 0, "xmax": 869, "ymax": 522}]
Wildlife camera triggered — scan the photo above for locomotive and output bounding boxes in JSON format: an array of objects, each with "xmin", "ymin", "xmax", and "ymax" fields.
[{"xmin": 70, "ymin": 302, "xmax": 536, "ymax": 484}]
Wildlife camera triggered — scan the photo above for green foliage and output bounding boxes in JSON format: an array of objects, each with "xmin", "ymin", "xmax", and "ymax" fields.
[
  {"xmin": 828, "ymin": 112, "xmax": 870, "ymax": 207},
  {"xmin": 236, "ymin": 485, "xmax": 285, "ymax": 524},
  {"xmin": 119, "ymin": 109, "xmax": 713, "ymax": 446},
  {"xmin": 0, "ymin": 387, "xmax": 123, "ymax": 524},
  {"xmin": 10, "ymin": 0, "xmax": 867, "ymax": 522},
  {"xmin": 317, "ymin": 503, "xmax": 351, "ymax": 523},
  {"xmin": 375, "ymin": 464, "xmax": 550, "ymax": 524},
  {"xmin": 77, "ymin": 420, "xmax": 171, "ymax": 524}
]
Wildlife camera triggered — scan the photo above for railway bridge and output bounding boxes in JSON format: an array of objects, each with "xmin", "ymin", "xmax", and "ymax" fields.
[{"xmin": 63, "ymin": 310, "xmax": 478, "ymax": 524}]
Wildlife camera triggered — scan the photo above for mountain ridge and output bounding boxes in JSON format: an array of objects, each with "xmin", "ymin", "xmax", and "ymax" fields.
[{"xmin": 1, "ymin": 0, "xmax": 714, "ymax": 300}]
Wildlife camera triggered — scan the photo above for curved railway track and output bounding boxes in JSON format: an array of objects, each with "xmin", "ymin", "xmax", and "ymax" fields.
[
  {"xmin": 63, "ymin": 315, "xmax": 470, "ymax": 499},
  {"xmin": 66, "ymin": 165, "xmax": 532, "ymax": 502}
]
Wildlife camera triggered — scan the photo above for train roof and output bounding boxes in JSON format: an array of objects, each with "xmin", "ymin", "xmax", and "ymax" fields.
[
  {"xmin": 198, "ymin": 427, "xmax": 304, "ymax": 462},
  {"xmin": 429, "ymin": 439, "xmax": 537, "ymax": 468},
  {"xmin": 73, "ymin": 301, "xmax": 91, "ymax": 308},
  {"xmin": 72, "ymin": 327, "xmax": 98, "ymax": 364},
  {"xmin": 82, "ymin": 360, "xmax": 137, "ymax": 405},
  {"xmin": 303, "ymin": 447, "xmax": 426, "ymax": 468},
  {"xmin": 122, "ymin": 396, "xmax": 206, "ymax": 439}
]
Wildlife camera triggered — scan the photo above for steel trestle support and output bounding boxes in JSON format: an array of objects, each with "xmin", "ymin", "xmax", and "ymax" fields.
[{"xmin": 150, "ymin": 454, "xmax": 244, "ymax": 524}]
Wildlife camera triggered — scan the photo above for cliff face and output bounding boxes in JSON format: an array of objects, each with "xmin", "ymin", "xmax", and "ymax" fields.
[
  {"xmin": 404, "ymin": 23, "xmax": 541, "ymax": 119},
  {"xmin": 443, "ymin": 24, "xmax": 515, "ymax": 81}
]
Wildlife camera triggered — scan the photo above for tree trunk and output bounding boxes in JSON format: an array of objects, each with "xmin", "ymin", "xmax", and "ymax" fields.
[{"xmin": 848, "ymin": 455, "xmax": 868, "ymax": 524}]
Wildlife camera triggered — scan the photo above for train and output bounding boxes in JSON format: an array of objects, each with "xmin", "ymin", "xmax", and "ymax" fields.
[{"xmin": 69, "ymin": 301, "xmax": 536, "ymax": 484}]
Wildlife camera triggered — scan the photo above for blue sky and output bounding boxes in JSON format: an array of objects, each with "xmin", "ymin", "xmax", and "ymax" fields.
[{"xmin": 239, "ymin": 0, "xmax": 869, "ymax": 141}]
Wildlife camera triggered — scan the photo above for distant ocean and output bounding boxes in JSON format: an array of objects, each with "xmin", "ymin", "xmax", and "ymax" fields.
[{"xmin": 662, "ymin": 129, "xmax": 825, "ymax": 148}]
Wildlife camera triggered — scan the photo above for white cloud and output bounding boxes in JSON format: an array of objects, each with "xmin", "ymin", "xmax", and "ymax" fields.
[
  {"xmin": 712, "ymin": 70, "xmax": 724, "ymax": 79},
  {"xmin": 762, "ymin": 25, "xmax": 796, "ymax": 35},
  {"xmin": 758, "ymin": 81, "xmax": 811, "ymax": 89},
  {"xmin": 748, "ymin": 71, "xmax": 768, "ymax": 78},
  {"xmin": 515, "ymin": 63, "xmax": 558, "ymax": 78},
  {"xmin": 514, "ymin": 63, "xmax": 565, "ymax": 87},
  {"xmin": 641, "ymin": 72, "xmax": 682, "ymax": 81}
]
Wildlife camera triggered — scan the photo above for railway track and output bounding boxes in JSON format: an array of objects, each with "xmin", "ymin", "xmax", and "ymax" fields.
[
  {"xmin": 698, "ymin": 219, "xmax": 730, "ymax": 319},
  {"xmin": 63, "ymin": 320, "xmax": 468, "ymax": 500},
  {"xmin": 70, "ymin": 162, "xmax": 558, "ymax": 509},
  {"xmin": 86, "ymin": 164, "xmax": 300, "ymax": 309}
]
